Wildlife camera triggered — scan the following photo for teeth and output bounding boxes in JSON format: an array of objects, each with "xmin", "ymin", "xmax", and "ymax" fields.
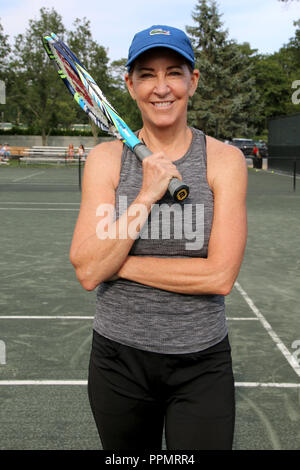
[{"xmin": 153, "ymin": 102, "xmax": 172, "ymax": 107}]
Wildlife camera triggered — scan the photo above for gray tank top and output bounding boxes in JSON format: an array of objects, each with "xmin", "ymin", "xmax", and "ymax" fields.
[{"xmin": 94, "ymin": 127, "xmax": 227, "ymax": 353}]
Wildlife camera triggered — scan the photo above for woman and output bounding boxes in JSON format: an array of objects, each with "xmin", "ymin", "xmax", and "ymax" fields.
[
  {"xmin": 70, "ymin": 25, "xmax": 247, "ymax": 450},
  {"xmin": 77, "ymin": 144, "xmax": 86, "ymax": 160},
  {"xmin": 66, "ymin": 143, "xmax": 74, "ymax": 160}
]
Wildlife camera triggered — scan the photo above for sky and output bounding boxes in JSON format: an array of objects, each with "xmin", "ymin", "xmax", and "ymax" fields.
[{"xmin": 0, "ymin": 0, "xmax": 300, "ymax": 62}]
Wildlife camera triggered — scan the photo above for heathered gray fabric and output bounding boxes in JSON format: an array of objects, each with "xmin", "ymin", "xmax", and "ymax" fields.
[{"xmin": 94, "ymin": 127, "xmax": 227, "ymax": 353}]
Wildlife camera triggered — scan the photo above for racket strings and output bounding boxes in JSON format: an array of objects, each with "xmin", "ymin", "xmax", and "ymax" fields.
[
  {"xmin": 42, "ymin": 32, "xmax": 127, "ymax": 142},
  {"xmin": 52, "ymin": 36, "xmax": 122, "ymax": 138},
  {"xmin": 43, "ymin": 34, "xmax": 114, "ymax": 135}
]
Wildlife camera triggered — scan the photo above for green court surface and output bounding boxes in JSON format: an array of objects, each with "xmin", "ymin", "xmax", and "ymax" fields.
[{"xmin": 0, "ymin": 165, "xmax": 299, "ymax": 450}]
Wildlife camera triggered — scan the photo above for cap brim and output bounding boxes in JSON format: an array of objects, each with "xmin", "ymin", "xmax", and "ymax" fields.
[{"xmin": 126, "ymin": 44, "xmax": 194, "ymax": 69}]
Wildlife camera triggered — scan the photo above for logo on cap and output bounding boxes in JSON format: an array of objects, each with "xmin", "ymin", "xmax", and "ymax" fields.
[{"xmin": 150, "ymin": 29, "xmax": 171, "ymax": 36}]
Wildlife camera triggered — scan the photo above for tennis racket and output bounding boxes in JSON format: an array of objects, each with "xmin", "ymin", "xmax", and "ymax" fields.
[{"xmin": 42, "ymin": 32, "xmax": 189, "ymax": 202}]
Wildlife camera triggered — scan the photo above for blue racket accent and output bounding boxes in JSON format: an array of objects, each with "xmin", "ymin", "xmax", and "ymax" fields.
[{"xmin": 101, "ymin": 103, "xmax": 140, "ymax": 150}]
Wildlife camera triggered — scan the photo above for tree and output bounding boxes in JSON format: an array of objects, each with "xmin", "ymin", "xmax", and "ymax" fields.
[
  {"xmin": 109, "ymin": 58, "xmax": 142, "ymax": 132},
  {"xmin": 0, "ymin": 19, "xmax": 11, "ymax": 79},
  {"xmin": 8, "ymin": 7, "xmax": 76, "ymax": 144},
  {"xmin": 251, "ymin": 18, "xmax": 300, "ymax": 128},
  {"xmin": 288, "ymin": 19, "xmax": 300, "ymax": 64},
  {"xmin": 277, "ymin": 19, "xmax": 300, "ymax": 114},
  {"xmin": 186, "ymin": 0, "xmax": 262, "ymax": 139},
  {"xmin": 0, "ymin": 19, "xmax": 11, "ymax": 116},
  {"xmin": 252, "ymin": 54, "xmax": 291, "ymax": 130}
]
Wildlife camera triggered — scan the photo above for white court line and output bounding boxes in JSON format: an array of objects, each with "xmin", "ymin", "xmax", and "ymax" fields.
[
  {"xmin": 0, "ymin": 380, "xmax": 298, "ymax": 387},
  {"xmin": 3, "ymin": 182, "xmax": 77, "ymax": 186},
  {"xmin": 265, "ymin": 169, "xmax": 300, "ymax": 179},
  {"xmin": 0, "ymin": 202, "xmax": 80, "ymax": 205},
  {"xmin": 227, "ymin": 317, "xmax": 258, "ymax": 321},
  {"xmin": 0, "ymin": 208, "xmax": 79, "ymax": 211},
  {"xmin": 235, "ymin": 382, "xmax": 300, "ymax": 388},
  {"xmin": 0, "ymin": 380, "xmax": 87, "ymax": 386},
  {"xmin": 0, "ymin": 316, "xmax": 256, "ymax": 321},
  {"xmin": 235, "ymin": 281, "xmax": 300, "ymax": 377},
  {"xmin": 4, "ymin": 271, "xmax": 28, "ymax": 279},
  {"xmin": 0, "ymin": 316, "xmax": 94, "ymax": 319},
  {"xmin": 12, "ymin": 171, "xmax": 44, "ymax": 182}
]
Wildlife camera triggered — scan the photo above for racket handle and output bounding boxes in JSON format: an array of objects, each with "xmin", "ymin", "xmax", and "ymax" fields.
[{"xmin": 134, "ymin": 144, "xmax": 189, "ymax": 202}]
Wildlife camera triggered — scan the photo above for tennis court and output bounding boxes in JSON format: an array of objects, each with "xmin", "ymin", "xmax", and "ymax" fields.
[{"xmin": 0, "ymin": 164, "xmax": 299, "ymax": 450}]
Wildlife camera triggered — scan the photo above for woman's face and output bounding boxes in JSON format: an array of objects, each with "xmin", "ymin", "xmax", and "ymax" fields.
[{"xmin": 125, "ymin": 48, "xmax": 199, "ymax": 130}]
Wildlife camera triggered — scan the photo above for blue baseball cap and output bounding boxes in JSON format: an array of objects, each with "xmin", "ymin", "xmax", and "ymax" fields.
[{"xmin": 126, "ymin": 25, "xmax": 195, "ymax": 70}]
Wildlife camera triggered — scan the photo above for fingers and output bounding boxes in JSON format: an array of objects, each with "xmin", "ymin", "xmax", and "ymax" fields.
[
  {"xmin": 144, "ymin": 152, "xmax": 182, "ymax": 180},
  {"xmin": 140, "ymin": 151, "xmax": 182, "ymax": 202}
]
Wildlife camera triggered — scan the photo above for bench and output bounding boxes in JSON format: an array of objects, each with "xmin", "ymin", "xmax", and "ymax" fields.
[
  {"xmin": 0, "ymin": 146, "xmax": 29, "ymax": 163},
  {"xmin": 9, "ymin": 146, "xmax": 29, "ymax": 157},
  {"xmin": 19, "ymin": 146, "xmax": 92, "ymax": 165}
]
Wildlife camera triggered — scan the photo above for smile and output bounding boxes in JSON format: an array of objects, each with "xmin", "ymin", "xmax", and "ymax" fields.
[{"xmin": 152, "ymin": 101, "xmax": 174, "ymax": 108}]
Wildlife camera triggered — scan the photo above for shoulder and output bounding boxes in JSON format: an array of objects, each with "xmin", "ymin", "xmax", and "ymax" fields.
[
  {"xmin": 87, "ymin": 139, "xmax": 123, "ymax": 161},
  {"xmin": 84, "ymin": 139, "xmax": 123, "ymax": 189},
  {"xmin": 206, "ymin": 135, "xmax": 247, "ymax": 190},
  {"xmin": 206, "ymin": 135, "xmax": 245, "ymax": 163}
]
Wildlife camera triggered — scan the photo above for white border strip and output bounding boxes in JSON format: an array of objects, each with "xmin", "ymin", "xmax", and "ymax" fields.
[
  {"xmin": 0, "ymin": 380, "xmax": 298, "ymax": 387},
  {"xmin": 235, "ymin": 281, "xmax": 300, "ymax": 377}
]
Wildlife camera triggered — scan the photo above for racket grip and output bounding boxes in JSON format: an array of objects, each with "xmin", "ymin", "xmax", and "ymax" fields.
[{"xmin": 134, "ymin": 144, "xmax": 189, "ymax": 202}]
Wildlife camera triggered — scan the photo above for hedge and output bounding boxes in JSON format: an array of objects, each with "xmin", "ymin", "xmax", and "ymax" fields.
[{"xmin": 0, "ymin": 127, "xmax": 107, "ymax": 137}]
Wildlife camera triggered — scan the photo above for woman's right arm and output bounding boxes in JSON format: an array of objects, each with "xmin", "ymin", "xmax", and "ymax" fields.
[
  {"xmin": 69, "ymin": 140, "xmax": 150, "ymax": 291},
  {"xmin": 69, "ymin": 140, "xmax": 182, "ymax": 291}
]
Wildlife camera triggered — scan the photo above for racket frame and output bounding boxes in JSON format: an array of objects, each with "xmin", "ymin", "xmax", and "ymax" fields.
[{"xmin": 42, "ymin": 32, "xmax": 189, "ymax": 201}]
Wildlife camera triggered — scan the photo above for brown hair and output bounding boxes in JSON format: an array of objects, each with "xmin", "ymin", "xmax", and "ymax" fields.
[{"xmin": 128, "ymin": 48, "xmax": 194, "ymax": 76}]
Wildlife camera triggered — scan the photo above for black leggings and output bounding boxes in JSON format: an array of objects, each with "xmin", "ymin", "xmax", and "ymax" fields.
[{"xmin": 88, "ymin": 330, "xmax": 235, "ymax": 450}]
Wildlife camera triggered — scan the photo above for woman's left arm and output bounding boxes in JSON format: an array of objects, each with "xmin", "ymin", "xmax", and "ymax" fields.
[{"xmin": 117, "ymin": 144, "xmax": 248, "ymax": 296}]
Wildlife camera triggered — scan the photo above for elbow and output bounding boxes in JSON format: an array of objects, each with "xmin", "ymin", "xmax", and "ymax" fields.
[
  {"xmin": 192, "ymin": 279, "xmax": 234, "ymax": 296},
  {"xmin": 207, "ymin": 283, "xmax": 232, "ymax": 296},
  {"xmin": 69, "ymin": 253, "xmax": 99, "ymax": 292},
  {"xmin": 76, "ymin": 269, "xmax": 100, "ymax": 291},
  {"xmin": 80, "ymin": 279, "xmax": 98, "ymax": 292},
  {"xmin": 215, "ymin": 258, "xmax": 242, "ymax": 296},
  {"xmin": 218, "ymin": 274, "xmax": 237, "ymax": 296},
  {"xmin": 210, "ymin": 266, "xmax": 237, "ymax": 296},
  {"xmin": 219, "ymin": 282, "xmax": 233, "ymax": 296}
]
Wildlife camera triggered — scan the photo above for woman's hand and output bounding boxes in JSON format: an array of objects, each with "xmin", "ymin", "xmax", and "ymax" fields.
[{"xmin": 140, "ymin": 152, "xmax": 182, "ymax": 203}]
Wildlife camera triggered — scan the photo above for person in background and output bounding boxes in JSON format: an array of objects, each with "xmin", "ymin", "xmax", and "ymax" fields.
[
  {"xmin": 0, "ymin": 143, "xmax": 10, "ymax": 163},
  {"xmin": 0, "ymin": 144, "xmax": 11, "ymax": 160},
  {"xmin": 252, "ymin": 144, "xmax": 262, "ymax": 169},
  {"xmin": 77, "ymin": 144, "xmax": 86, "ymax": 161},
  {"xmin": 66, "ymin": 143, "xmax": 74, "ymax": 161}
]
